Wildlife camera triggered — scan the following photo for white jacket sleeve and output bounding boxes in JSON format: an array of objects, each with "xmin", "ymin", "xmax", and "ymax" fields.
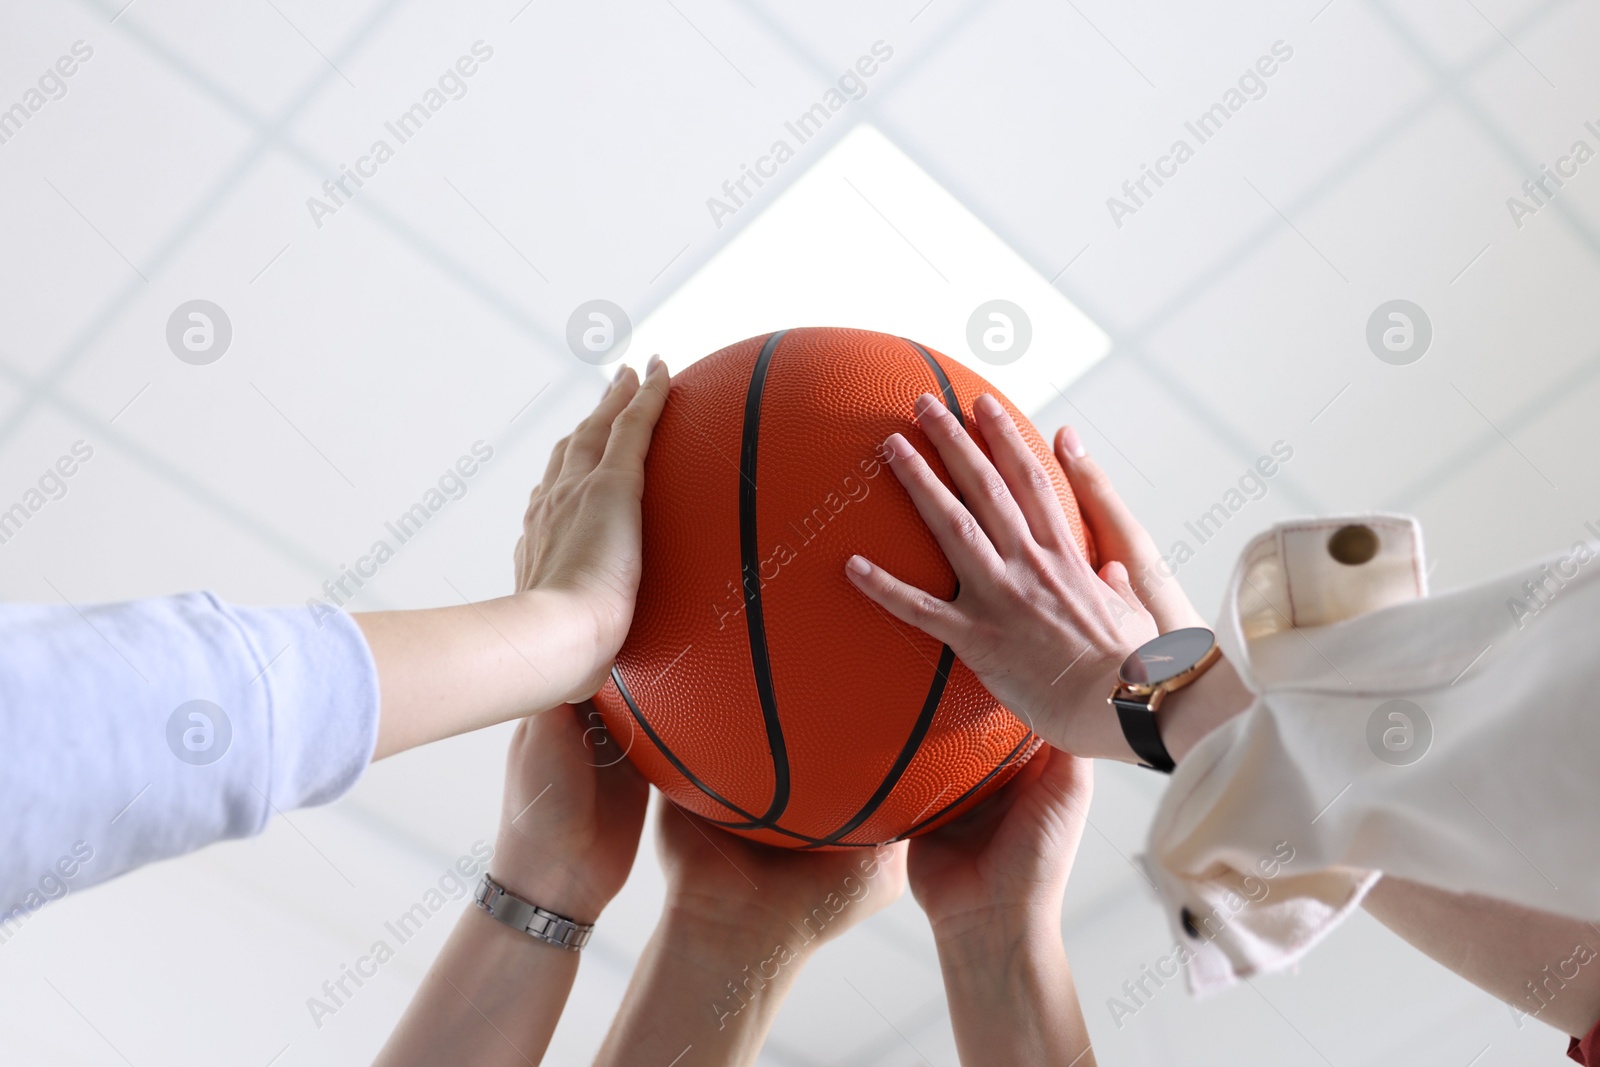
[
  {"xmin": 1144, "ymin": 515, "xmax": 1600, "ymax": 995},
  {"xmin": 0, "ymin": 594, "xmax": 379, "ymax": 930}
]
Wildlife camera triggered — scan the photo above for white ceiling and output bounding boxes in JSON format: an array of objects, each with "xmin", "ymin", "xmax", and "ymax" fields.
[{"xmin": 2, "ymin": 0, "xmax": 1597, "ymax": 1063}]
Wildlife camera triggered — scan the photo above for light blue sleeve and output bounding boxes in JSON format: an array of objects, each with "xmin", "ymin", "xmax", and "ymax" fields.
[{"xmin": 0, "ymin": 594, "xmax": 379, "ymax": 916}]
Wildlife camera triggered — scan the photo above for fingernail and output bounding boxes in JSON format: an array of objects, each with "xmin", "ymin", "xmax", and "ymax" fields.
[
  {"xmin": 975, "ymin": 394, "xmax": 1005, "ymax": 419},
  {"xmin": 886, "ymin": 433, "xmax": 916, "ymax": 459},
  {"xmin": 846, "ymin": 555, "xmax": 871, "ymax": 576},
  {"xmin": 612, "ymin": 364, "xmax": 629, "ymax": 384},
  {"xmin": 646, "ymin": 353, "xmax": 664, "ymax": 375},
  {"xmin": 1061, "ymin": 426, "xmax": 1087, "ymax": 458},
  {"xmin": 913, "ymin": 392, "xmax": 943, "ymax": 419}
]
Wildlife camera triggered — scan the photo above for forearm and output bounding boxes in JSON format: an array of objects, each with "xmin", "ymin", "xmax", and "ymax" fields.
[
  {"xmin": 934, "ymin": 910, "xmax": 1095, "ymax": 1067},
  {"xmin": 1364, "ymin": 875, "xmax": 1600, "ymax": 1037},
  {"xmin": 374, "ymin": 905, "xmax": 580, "ymax": 1067},
  {"xmin": 360, "ymin": 589, "xmax": 599, "ymax": 758},
  {"xmin": 595, "ymin": 908, "xmax": 810, "ymax": 1067}
]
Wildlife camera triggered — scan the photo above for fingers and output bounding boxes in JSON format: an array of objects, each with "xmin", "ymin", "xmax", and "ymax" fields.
[
  {"xmin": 574, "ymin": 699, "xmax": 629, "ymax": 767},
  {"xmin": 1038, "ymin": 744, "xmax": 1093, "ymax": 792},
  {"xmin": 657, "ymin": 798, "xmax": 750, "ymax": 875},
  {"xmin": 949, "ymin": 746, "xmax": 1047, "ymax": 834},
  {"xmin": 583, "ymin": 703, "xmax": 649, "ymax": 819},
  {"xmin": 972, "ymin": 394, "xmax": 1075, "ymax": 553},
  {"xmin": 598, "ymin": 357, "xmax": 671, "ymax": 473},
  {"xmin": 876, "ymin": 839, "xmax": 910, "ymax": 877},
  {"xmin": 561, "ymin": 367, "xmax": 642, "ymax": 479},
  {"xmin": 882, "ymin": 431, "xmax": 1004, "ymax": 580},
  {"xmin": 844, "ymin": 553, "xmax": 963, "ymax": 646},
  {"xmin": 1056, "ymin": 426, "xmax": 1206, "ymax": 631},
  {"xmin": 911, "ymin": 393, "xmax": 1032, "ymax": 556},
  {"xmin": 1054, "ymin": 426, "xmax": 1147, "ymax": 553},
  {"xmin": 868, "ymin": 840, "xmax": 909, "ymax": 899},
  {"xmin": 1033, "ymin": 744, "xmax": 1094, "ymax": 831}
]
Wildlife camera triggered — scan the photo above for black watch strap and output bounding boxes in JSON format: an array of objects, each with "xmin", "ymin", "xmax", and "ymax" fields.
[{"xmin": 1113, "ymin": 694, "xmax": 1176, "ymax": 774}]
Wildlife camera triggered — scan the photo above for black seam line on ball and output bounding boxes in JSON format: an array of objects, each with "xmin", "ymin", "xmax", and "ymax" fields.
[
  {"xmin": 609, "ymin": 666, "xmax": 764, "ymax": 826},
  {"xmin": 610, "ymin": 668, "xmax": 824, "ymax": 843},
  {"xmin": 800, "ymin": 643, "xmax": 957, "ymax": 850},
  {"xmin": 739, "ymin": 329, "xmax": 793, "ymax": 831},
  {"xmin": 792, "ymin": 339, "xmax": 971, "ymax": 849},
  {"xmin": 823, "ymin": 732, "xmax": 1039, "ymax": 850},
  {"xmin": 907, "ymin": 340, "xmax": 964, "ymax": 427}
]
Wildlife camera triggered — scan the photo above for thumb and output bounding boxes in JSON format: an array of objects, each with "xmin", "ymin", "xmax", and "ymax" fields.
[
  {"xmin": 1098, "ymin": 559, "xmax": 1144, "ymax": 620},
  {"xmin": 1057, "ymin": 427, "xmax": 1205, "ymax": 631},
  {"xmin": 1055, "ymin": 426, "xmax": 1151, "ymax": 558},
  {"xmin": 1035, "ymin": 744, "xmax": 1094, "ymax": 817}
]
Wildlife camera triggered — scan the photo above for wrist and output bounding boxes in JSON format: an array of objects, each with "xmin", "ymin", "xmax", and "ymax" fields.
[
  {"xmin": 1061, "ymin": 648, "xmax": 1253, "ymax": 767},
  {"xmin": 454, "ymin": 900, "xmax": 584, "ymax": 983},
  {"xmin": 1047, "ymin": 659, "xmax": 1142, "ymax": 762},
  {"xmin": 488, "ymin": 864, "xmax": 612, "ymax": 927},
  {"xmin": 934, "ymin": 913, "xmax": 1085, "ymax": 1067},
  {"xmin": 929, "ymin": 902, "xmax": 1063, "ymax": 958},
  {"xmin": 505, "ymin": 587, "xmax": 615, "ymax": 704}
]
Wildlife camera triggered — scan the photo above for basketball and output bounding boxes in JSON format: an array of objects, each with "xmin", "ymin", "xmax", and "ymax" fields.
[{"xmin": 592, "ymin": 327, "xmax": 1096, "ymax": 849}]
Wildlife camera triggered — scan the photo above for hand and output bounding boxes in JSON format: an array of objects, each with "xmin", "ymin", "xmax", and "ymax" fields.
[
  {"xmin": 492, "ymin": 701, "xmax": 650, "ymax": 923},
  {"xmin": 361, "ymin": 362, "xmax": 671, "ymax": 759},
  {"xmin": 910, "ymin": 747, "xmax": 1101, "ymax": 1067},
  {"xmin": 1053, "ymin": 427, "xmax": 1253, "ymax": 763},
  {"xmin": 593, "ymin": 810, "xmax": 908, "ymax": 1066},
  {"xmin": 656, "ymin": 805, "xmax": 908, "ymax": 952},
  {"xmin": 514, "ymin": 359, "xmax": 671, "ymax": 702},
  {"xmin": 374, "ymin": 705, "xmax": 648, "ymax": 1067},
  {"xmin": 843, "ymin": 392, "xmax": 1156, "ymax": 759},
  {"xmin": 909, "ymin": 745, "xmax": 1093, "ymax": 942}
]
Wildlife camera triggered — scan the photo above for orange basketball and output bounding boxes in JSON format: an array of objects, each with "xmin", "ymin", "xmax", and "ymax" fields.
[{"xmin": 593, "ymin": 328, "xmax": 1096, "ymax": 849}]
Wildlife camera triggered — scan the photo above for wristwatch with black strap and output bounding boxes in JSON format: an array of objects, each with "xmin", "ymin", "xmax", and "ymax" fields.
[{"xmin": 1108, "ymin": 626, "xmax": 1221, "ymax": 774}]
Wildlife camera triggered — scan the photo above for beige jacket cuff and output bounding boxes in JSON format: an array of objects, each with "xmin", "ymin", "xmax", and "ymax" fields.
[{"xmin": 1143, "ymin": 515, "xmax": 1426, "ymax": 996}]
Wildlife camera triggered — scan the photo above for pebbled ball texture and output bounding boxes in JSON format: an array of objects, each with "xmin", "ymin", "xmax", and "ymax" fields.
[{"xmin": 592, "ymin": 328, "xmax": 1095, "ymax": 849}]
